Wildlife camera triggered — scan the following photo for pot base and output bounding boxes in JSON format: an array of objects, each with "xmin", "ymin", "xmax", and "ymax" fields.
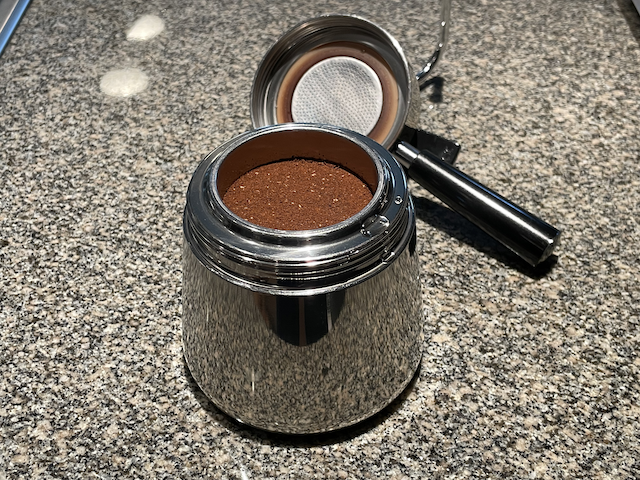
[{"xmin": 182, "ymin": 239, "xmax": 422, "ymax": 434}]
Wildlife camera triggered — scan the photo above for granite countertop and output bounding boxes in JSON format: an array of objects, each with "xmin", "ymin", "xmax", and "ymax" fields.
[{"xmin": 2, "ymin": 0, "xmax": 640, "ymax": 478}]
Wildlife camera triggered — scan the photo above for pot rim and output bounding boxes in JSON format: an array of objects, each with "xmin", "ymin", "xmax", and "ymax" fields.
[{"xmin": 183, "ymin": 123, "xmax": 415, "ymax": 295}]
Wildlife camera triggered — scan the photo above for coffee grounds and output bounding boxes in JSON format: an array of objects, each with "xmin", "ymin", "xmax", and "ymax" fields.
[{"xmin": 222, "ymin": 159, "xmax": 373, "ymax": 230}]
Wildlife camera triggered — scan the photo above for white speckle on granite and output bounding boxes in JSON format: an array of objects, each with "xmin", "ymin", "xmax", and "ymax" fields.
[
  {"xmin": 126, "ymin": 14, "xmax": 165, "ymax": 41},
  {"xmin": 99, "ymin": 67, "xmax": 149, "ymax": 97}
]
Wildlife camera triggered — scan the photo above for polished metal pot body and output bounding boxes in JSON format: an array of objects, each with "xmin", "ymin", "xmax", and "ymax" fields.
[{"xmin": 182, "ymin": 124, "xmax": 423, "ymax": 434}]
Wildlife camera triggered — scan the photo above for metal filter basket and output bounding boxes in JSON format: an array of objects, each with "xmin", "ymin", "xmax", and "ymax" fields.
[{"xmin": 251, "ymin": 14, "xmax": 422, "ymax": 153}]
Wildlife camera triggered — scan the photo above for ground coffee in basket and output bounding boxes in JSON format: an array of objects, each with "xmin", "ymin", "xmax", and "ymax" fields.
[{"xmin": 222, "ymin": 159, "xmax": 373, "ymax": 230}]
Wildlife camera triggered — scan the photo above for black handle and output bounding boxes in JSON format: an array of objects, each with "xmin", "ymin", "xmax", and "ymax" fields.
[
  {"xmin": 395, "ymin": 142, "xmax": 560, "ymax": 266},
  {"xmin": 399, "ymin": 127, "xmax": 461, "ymax": 165}
]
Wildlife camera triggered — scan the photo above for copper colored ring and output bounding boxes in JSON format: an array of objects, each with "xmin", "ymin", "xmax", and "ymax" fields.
[{"xmin": 275, "ymin": 42, "xmax": 400, "ymax": 145}]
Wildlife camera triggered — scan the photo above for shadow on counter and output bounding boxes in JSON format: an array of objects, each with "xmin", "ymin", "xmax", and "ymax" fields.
[
  {"xmin": 411, "ymin": 194, "xmax": 559, "ymax": 279},
  {"xmin": 616, "ymin": 0, "xmax": 640, "ymax": 45},
  {"xmin": 411, "ymin": 77, "xmax": 558, "ymax": 277},
  {"xmin": 183, "ymin": 357, "xmax": 421, "ymax": 447}
]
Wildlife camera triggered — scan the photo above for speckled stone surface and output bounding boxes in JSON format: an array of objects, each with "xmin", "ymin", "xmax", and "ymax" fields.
[{"xmin": 1, "ymin": 0, "xmax": 639, "ymax": 478}]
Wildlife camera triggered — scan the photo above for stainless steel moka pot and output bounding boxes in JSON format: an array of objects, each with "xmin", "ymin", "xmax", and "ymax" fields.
[
  {"xmin": 183, "ymin": 124, "xmax": 422, "ymax": 434},
  {"xmin": 250, "ymin": 4, "xmax": 560, "ymax": 266}
]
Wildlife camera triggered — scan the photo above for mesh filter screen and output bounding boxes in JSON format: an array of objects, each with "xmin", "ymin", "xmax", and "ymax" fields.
[{"xmin": 290, "ymin": 56, "xmax": 384, "ymax": 136}]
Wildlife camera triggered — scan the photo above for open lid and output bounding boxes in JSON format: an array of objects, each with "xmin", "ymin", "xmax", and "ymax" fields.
[{"xmin": 249, "ymin": 15, "xmax": 420, "ymax": 151}]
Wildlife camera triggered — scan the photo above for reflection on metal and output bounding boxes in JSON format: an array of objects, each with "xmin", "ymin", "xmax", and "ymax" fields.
[
  {"xmin": 0, "ymin": 0, "xmax": 31, "ymax": 58},
  {"xmin": 182, "ymin": 238, "xmax": 422, "ymax": 434},
  {"xmin": 254, "ymin": 291, "xmax": 345, "ymax": 346},
  {"xmin": 416, "ymin": 0, "xmax": 451, "ymax": 88}
]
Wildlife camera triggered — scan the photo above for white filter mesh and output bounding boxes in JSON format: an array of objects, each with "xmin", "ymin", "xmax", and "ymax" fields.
[{"xmin": 290, "ymin": 56, "xmax": 383, "ymax": 136}]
